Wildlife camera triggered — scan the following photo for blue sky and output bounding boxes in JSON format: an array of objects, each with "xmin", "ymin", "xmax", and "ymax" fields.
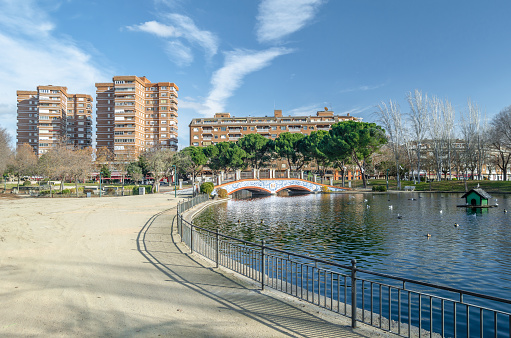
[{"xmin": 1, "ymin": 0, "xmax": 511, "ymax": 148}]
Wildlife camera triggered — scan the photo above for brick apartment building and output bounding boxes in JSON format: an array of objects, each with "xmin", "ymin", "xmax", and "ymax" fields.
[
  {"xmin": 189, "ymin": 108, "xmax": 360, "ymax": 146},
  {"xmin": 16, "ymin": 85, "xmax": 93, "ymax": 156},
  {"xmin": 95, "ymin": 75, "xmax": 178, "ymax": 160}
]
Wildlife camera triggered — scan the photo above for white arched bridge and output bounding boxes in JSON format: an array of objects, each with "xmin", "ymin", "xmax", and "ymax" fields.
[{"xmin": 212, "ymin": 179, "xmax": 349, "ymax": 196}]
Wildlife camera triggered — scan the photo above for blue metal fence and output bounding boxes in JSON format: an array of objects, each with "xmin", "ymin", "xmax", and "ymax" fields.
[{"xmin": 177, "ymin": 195, "xmax": 511, "ymax": 337}]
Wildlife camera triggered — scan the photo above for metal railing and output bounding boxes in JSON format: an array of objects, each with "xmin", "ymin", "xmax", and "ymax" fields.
[{"xmin": 176, "ymin": 195, "xmax": 511, "ymax": 337}]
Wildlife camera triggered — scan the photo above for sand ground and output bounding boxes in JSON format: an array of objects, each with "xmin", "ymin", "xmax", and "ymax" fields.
[{"xmin": 0, "ymin": 194, "xmax": 389, "ymax": 337}]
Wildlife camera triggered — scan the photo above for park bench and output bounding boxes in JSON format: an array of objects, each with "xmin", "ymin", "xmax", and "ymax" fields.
[{"xmin": 404, "ymin": 186, "xmax": 415, "ymax": 191}]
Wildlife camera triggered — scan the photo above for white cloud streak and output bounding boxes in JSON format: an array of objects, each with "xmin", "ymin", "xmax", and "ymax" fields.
[
  {"xmin": 0, "ymin": 0, "xmax": 110, "ymax": 140},
  {"xmin": 126, "ymin": 14, "xmax": 219, "ymax": 65},
  {"xmin": 288, "ymin": 104, "xmax": 324, "ymax": 116},
  {"xmin": 166, "ymin": 14, "xmax": 218, "ymax": 57},
  {"xmin": 127, "ymin": 20, "xmax": 181, "ymax": 38},
  {"xmin": 165, "ymin": 40, "xmax": 193, "ymax": 66},
  {"xmin": 200, "ymin": 48, "xmax": 293, "ymax": 116},
  {"xmin": 256, "ymin": 0, "xmax": 325, "ymax": 43},
  {"xmin": 340, "ymin": 83, "xmax": 386, "ymax": 93}
]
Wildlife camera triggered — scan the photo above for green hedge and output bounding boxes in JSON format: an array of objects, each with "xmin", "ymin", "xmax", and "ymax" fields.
[
  {"xmin": 200, "ymin": 182, "xmax": 214, "ymax": 196},
  {"xmin": 372, "ymin": 185, "xmax": 387, "ymax": 192},
  {"xmin": 132, "ymin": 185, "xmax": 152, "ymax": 195}
]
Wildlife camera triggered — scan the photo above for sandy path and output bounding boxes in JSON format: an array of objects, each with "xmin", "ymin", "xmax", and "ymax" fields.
[{"xmin": 0, "ymin": 194, "xmax": 373, "ymax": 337}]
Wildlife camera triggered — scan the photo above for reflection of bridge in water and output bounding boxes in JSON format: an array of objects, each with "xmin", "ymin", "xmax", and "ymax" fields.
[{"xmin": 212, "ymin": 179, "xmax": 348, "ymax": 195}]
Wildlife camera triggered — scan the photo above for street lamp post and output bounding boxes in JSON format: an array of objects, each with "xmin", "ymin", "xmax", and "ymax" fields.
[
  {"xmin": 386, "ymin": 169, "xmax": 389, "ymax": 191},
  {"xmin": 99, "ymin": 171, "xmax": 102, "ymax": 198},
  {"xmin": 172, "ymin": 164, "xmax": 177, "ymax": 198}
]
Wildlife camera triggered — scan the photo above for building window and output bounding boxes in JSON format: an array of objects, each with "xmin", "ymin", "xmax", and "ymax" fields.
[
  {"xmin": 303, "ymin": 126, "xmax": 307, "ymax": 130},
  {"xmin": 193, "ymin": 135, "xmax": 198, "ymax": 139},
  {"xmin": 193, "ymin": 127, "xmax": 198, "ymax": 132},
  {"xmin": 243, "ymin": 127, "xmax": 247, "ymax": 131},
  {"xmin": 251, "ymin": 127, "xmax": 254, "ymax": 130},
  {"xmin": 221, "ymin": 127, "xmax": 226, "ymax": 131},
  {"xmin": 281, "ymin": 126, "xmax": 286, "ymax": 130}
]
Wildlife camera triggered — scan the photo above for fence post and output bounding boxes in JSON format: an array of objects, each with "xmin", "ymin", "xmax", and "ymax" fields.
[
  {"xmin": 190, "ymin": 222, "xmax": 194, "ymax": 254},
  {"xmin": 215, "ymin": 228, "xmax": 219, "ymax": 268},
  {"xmin": 351, "ymin": 258, "xmax": 357, "ymax": 328},
  {"xmin": 261, "ymin": 239, "xmax": 266, "ymax": 290}
]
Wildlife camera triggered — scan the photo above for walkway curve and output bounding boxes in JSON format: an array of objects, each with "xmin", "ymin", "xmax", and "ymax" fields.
[{"xmin": 0, "ymin": 194, "xmax": 388, "ymax": 337}]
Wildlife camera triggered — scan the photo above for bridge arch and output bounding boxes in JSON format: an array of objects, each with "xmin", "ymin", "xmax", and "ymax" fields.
[{"xmin": 212, "ymin": 179, "xmax": 348, "ymax": 196}]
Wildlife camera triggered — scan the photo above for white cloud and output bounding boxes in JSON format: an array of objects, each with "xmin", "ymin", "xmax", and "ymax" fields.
[
  {"xmin": 0, "ymin": 0, "xmax": 55, "ymax": 37},
  {"xmin": 339, "ymin": 105, "xmax": 373, "ymax": 117},
  {"xmin": 165, "ymin": 40, "xmax": 193, "ymax": 66},
  {"xmin": 126, "ymin": 14, "xmax": 219, "ymax": 65},
  {"xmin": 126, "ymin": 21, "xmax": 181, "ymax": 38},
  {"xmin": 200, "ymin": 48, "xmax": 293, "ymax": 116},
  {"xmin": 288, "ymin": 104, "xmax": 324, "ymax": 116},
  {"xmin": 0, "ymin": 1, "xmax": 110, "ymax": 140},
  {"xmin": 340, "ymin": 83, "xmax": 386, "ymax": 93},
  {"xmin": 166, "ymin": 13, "xmax": 219, "ymax": 57},
  {"xmin": 256, "ymin": 0, "xmax": 324, "ymax": 43}
]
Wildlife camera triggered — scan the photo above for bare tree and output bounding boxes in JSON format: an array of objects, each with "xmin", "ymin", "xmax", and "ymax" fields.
[
  {"xmin": 143, "ymin": 148, "xmax": 175, "ymax": 193},
  {"xmin": 442, "ymin": 100, "xmax": 455, "ymax": 180},
  {"xmin": 459, "ymin": 99, "xmax": 486, "ymax": 183},
  {"xmin": 0, "ymin": 126, "xmax": 12, "ymax": 176},
  {"xmin": 407, "ymin": 89, "xmax": 428, "ymax": 182},
  {"xmin": 68, "ymin": 147, "xmax": 93, "ymax": 197},
  {"xmin": 8, "ymin": 143, "xmax": 37, "ymax": 192},
  {"xmin": 426, "ymin": 96, "xmax": 447, "ymax": 181},
  {"xmin": 489, "ymin": 106, "xmax": 511, "ymax": 180},
  {"xmin": 375, "ymin": 100, "xmax": 404, "ymax": 189}
]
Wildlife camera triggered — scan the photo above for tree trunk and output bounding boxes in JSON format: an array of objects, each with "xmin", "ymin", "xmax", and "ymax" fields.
[
  {"xmin": 75, "ymin": 179, "xmax": 79, "ymax": 198},
  {"xmin": 396, "ymin": 160, "xmax": 401, "ymax": 190}
]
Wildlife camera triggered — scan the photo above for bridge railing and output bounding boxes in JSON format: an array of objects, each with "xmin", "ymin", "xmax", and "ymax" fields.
[{"xmin": 176, "ymin": 195, "xmax": 511, "ymax": 337}]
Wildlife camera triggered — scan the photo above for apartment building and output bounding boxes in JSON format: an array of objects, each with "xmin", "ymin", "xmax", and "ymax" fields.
[
  {"xmin": 16, "ymin": 85, "xmax": 93, "ymax": 155},
  {"xmin": 189, "ymin": 109, "xmax": 360, "ymax": 146},
  {"xmin": 95, "ymin": 75, "xmax": 178, "ymax": 160}
]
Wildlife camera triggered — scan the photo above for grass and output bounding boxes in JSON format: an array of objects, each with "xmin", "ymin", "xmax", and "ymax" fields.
[{"xmin": 361, "ymin": 179, "xmax": 511, "ymax": 193}]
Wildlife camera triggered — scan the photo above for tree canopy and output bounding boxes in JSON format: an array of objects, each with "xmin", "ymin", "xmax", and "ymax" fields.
[{"xmin": 326, "ymin": 121, "xmax": 387, "ymax": 187}]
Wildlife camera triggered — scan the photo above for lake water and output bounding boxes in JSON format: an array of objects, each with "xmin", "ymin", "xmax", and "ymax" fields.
[{"xmin": 194, "ymin": 192, "xmax": 511, "ymax": 304}]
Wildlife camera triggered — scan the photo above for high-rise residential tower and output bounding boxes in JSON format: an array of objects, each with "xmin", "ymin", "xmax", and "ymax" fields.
[
  {"xmin": 95, "ymin": 76, "xmax": 178, "ymax": 160},
  {"xmin": 16, "ymin": 85, "xmax": 93, "ymax": 156}
]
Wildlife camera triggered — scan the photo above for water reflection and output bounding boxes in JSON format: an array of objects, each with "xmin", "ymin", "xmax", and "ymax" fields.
[{"xmin": 194, "ymin": 192, "xmax": 511, "ymax": 301}]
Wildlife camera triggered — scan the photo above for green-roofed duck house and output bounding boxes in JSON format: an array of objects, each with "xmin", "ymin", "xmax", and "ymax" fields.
[{"xmin": 459, "ymin": 188, "xmax": 495, "ymax": 208}]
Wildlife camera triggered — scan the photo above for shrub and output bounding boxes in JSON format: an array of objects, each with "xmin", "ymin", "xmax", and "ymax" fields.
[
  {"xmin": 372, "ymin": 185, "xmax": 387, "ymax": 192},
  {"xmin": 39, "ymin": 190, "xmax": 51, "ymax": 195},
  {"xmin": 106, "ymin": 187, "xmax": 116, "ymax": 195},
  {"xmin": 132, "ymin": 185, "xmax": 152, "ymax": 195},
  {"xmin": 217, "ymin": 188, "xmax": 228, "ymax": 198},
  {"xmin": 321, "ymin": 185, "xmax": 330, "ymax": 193},
  {"xmin": 200, "ymin": 182, "xmax": 214, "ymax": 196},
  {"xmin": 22, "ymin": 180, "xmax": 31, "ymax": 186}
]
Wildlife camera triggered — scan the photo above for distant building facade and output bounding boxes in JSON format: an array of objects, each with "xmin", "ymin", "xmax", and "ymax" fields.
[
  {"xmin": 189, "ymin": 109, "xmax": 360, "ymax": 147},
  {"xmin": 95, "ymin": 75, "xmax": 178, "ymax": 159},
  {"xmin": 16, "ymin": 85, "xmax": 93, "ymax": 156}
]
